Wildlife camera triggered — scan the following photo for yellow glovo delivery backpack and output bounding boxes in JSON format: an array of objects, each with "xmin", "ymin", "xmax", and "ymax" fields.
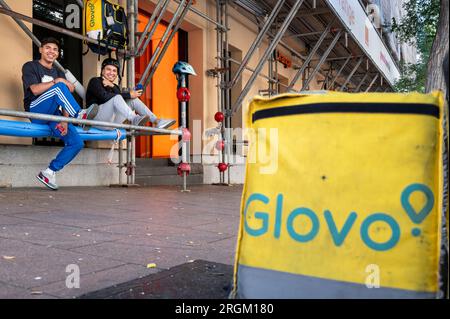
[
  {"xmin": 232, "ymin": 91, "xmax": 448, "ymax": 298},
  {"xmin": 83, "ymin": 0, "xmax": 128, "ymax": 55}
]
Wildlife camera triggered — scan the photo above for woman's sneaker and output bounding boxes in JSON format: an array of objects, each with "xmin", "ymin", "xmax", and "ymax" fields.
[
  {"xmin": 132, "ymin": 115, "xmax": 150, "ymax": 126},
  {"xmin": 155, "ymin": 119, "xmax": 176, "ymax": 129},
  {"xmin": 36, "ymin": 169, "xmax": 58, "ymax": 190},
  {"xmin": 78, "ymin": 104, "xmax": 99, "ymax": 130}
]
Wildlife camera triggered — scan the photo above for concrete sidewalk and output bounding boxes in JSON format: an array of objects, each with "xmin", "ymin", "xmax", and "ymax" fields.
[{"xmin": 0, "ymin": 185, "xmax": 242, "ymax": 299}]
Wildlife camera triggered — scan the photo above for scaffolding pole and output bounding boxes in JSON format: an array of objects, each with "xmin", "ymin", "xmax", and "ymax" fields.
[
  {"xmin": 339, "ymin": 57, "xmax": 364, "ymax": 92},
  {"xmin": 139, "ymin": 0, "xmax": 188, "ymax": 87},
  {"xmin": 287, "ymin": 18, "xmax": 335, "ymax": 91},
  {"xmin": 136, "ymin": 0, "xmax": 171, "ymax": 56},
  {"xmin": 0, "ymin": 6, "xmax": 129, "ymax": 54},
  {"xmin": 0, "ymin": 109, "xmax": 182, "ymax": 135},
  {"xmin": 0, "ymin": 3, "xmax": 62, "ymax": 76},
  {"xmin": 175, "ymin": 0, "xmax": 227, "ymax": 30},
  {"xmin": 354, "ymin": 72, "xmax": 370, "ymax": 92},
  {"xmin": 224, "ymin": 0, "xmax": 231, "ymax": 185},
  {"xmin": 127, "ymin": 0, "xmax": 137, "ymax": 185},
  {"xmin": 329, "ymin": 55, "xmax": 351, "ymax": 89},
  {"xmin": 219, "ymin": 57, "xmax": 290, "ymax": 90},
  {"xmin": 229, "ymin": 0, "xmax": 285, "ymax": 89},
  {"xmin": 216, "ymin": 0, "xmax": 225, "ymax": 185},
  {"xmin": 140, "ymin": 0, "xmax": 193, "ymax": 90},
  {"xmin": 365, "ymin": 73, "xmax": 379, "ymax": 92},
  {"xmin": 231, "ymin": 0, "xmax": 305, "ymax": 115},
  {"xmin": 215, "ymin": 0, "xmax": 232, "ymax": 186},
  {"xmin": 320, "ymin": 63, "xmax": 333, "ymax": 90},
  {"xmin": 285, "ymin": 28, "xmax": 341, "ymax": 39},
  {"xmin": 314, "ymin": 55, "xmax": 364, "ymax": 62},
  {"xmin": 143, "ymin": 0, "xmax": 193, "ymax": 89},
  {"xmin": 302, "ymin": 29, "xmax": 342, "ymax": 90}
]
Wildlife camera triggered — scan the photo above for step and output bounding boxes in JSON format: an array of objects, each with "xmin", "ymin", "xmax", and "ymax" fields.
[
  {"xmin": 135, "ymin": 158, "xmax": 172, "ymax": 167},
  {"xmin": 135, "ymin": 174, "xmax": 204, "ymax": 186},
  {"xmin": 136, "ymin": 163, "xmax": 203, "ymax": 176},
  {"xmin": 0, "ymin": 145, "xmax": 123, "ymax": 187}
]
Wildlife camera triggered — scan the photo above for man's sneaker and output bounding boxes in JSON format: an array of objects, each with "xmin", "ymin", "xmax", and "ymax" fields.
[
  {"xmin": 78, "ymin": 104, "xmax": 99, "ymax": 130},
  {"xmin": 36, "ymin": 170, "xmax": 58, "ymax": 191},
  {"xmin": 132, "ymin": 115, "xmax": 150, "ymax": 126},
  {"xmin": 155, "ymin": 119, "xmax": 176, "ymax": 129}
]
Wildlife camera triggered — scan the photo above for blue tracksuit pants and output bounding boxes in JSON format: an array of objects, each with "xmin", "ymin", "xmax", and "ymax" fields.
[{"xmin": 29, "ymin": 82, "xmax": 84, "ymax": 172}]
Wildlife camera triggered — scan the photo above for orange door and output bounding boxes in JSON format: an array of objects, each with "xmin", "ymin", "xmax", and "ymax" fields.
[{"xmin": 135, "ymin": 12, "xmax": 179, "ymax": 158}]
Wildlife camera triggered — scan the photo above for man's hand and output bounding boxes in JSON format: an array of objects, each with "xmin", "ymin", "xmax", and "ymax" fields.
[
  {"xmin": 55, "ymin": 78, "xmax": 75, "ymax": 93},
  {"xmin": 130, "ymin": 89, "xmax": 143, "ymax": 99},
  {"xmin": 56, "ymin": 122, "xmax": 68, "ymax": 136},
  {"xmin": 56, "ymin": 110, "xmax": 70, "ymax": 136}
]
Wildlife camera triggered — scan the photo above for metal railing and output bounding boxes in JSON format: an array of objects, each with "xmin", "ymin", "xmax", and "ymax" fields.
[
  {"xmin": 0, "ymin": 108, "xmax": 183, "ymax": 187},
  {"xmin": 0, "ymin": 109, "xmax": 182, "ymax": 136}
]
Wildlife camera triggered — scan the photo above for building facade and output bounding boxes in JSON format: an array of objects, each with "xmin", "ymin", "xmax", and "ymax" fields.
[{"xmin": 0, "ymin": 0, "xmax": 412, "ymax": 187}]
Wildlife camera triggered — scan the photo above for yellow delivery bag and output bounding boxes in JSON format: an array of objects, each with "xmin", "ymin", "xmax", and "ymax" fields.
[{"xmin": 232, "ymin": 91, "xmax": 448, "ymax": 298}]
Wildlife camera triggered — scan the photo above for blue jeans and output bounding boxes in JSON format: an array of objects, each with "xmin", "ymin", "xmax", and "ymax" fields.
[{"xmin": 29, "ymin": 82, "xmax": 84, "ymax": 172}]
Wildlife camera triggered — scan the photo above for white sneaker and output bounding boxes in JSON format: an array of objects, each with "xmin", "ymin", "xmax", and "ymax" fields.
[
  {"xmin": 36, "ymin": 169, "xmax": 58, "ymax": 190},
  {"xmin": 155, "ymin": 119, "xmax": 176, "ymax": 129},
  {"xmin": 132, "ymin": 115, "xmax": 150, "ymax": 126}
]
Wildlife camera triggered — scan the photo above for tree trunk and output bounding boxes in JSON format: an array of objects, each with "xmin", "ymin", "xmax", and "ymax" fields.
[{"xmin": 425, "ymin": 0, "xmax": 449, "ymax": 96}]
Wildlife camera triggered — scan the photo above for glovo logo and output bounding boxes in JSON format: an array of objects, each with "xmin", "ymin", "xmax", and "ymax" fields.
[
  {"xmin": 88, "ymin": 2, "xmax": 96, "ymax": 28},
  {"xmin": 244, "ymin": 183, "xmax": 434, "ymax": 251}
]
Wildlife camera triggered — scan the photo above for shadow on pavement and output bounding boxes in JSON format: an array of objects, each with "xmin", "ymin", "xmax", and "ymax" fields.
[{"xmin": 79, "ymin": 260, "xmax": 233, "ymax": 299}]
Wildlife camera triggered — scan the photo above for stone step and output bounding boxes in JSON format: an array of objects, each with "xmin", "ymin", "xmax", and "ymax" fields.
[
  {"xmin": 135, "ymin": 174, "xmax": 204, "ymax": 186},
  {"xmin": 0, "ymin": 145, "xmax": 123, "ymax": 187},
  {"xmin": 135, "ymin": 158, "xmax": 173, "ymax": 167},
  {"xmin": 136, "ymin": 163, "xmax": 203, "ymax": 176}
]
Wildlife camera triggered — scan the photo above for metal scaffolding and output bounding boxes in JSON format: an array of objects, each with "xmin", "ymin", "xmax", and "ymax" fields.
[
  {"xmin": 211, "ymin": 0, "xmax": 396, "ymax": 184},
  {"xmin": 0, "ymin": 0, "xmax": 398, "ymax": 187}
]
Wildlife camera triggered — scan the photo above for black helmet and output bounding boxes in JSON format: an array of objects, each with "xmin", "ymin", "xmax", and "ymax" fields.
[{"xmin": 101, "ymin": 58, "xmax": 120, "ymax": 72}]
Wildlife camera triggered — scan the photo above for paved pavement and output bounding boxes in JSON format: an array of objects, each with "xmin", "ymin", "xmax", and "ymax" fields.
[{"xmin": 0, "ymin": 185, "xmax": 242, "ymax": 299}]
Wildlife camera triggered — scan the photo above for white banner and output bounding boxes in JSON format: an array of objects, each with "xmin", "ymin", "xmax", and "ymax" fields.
[{"xmin": 325, "ymin": 0, "xmax": 400, "ymax": 86}]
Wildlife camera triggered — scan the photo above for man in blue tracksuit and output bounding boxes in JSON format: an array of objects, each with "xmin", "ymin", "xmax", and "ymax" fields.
[{"xmin": 22, "ymin": 37, "xmax": 98, "ymax": 190}]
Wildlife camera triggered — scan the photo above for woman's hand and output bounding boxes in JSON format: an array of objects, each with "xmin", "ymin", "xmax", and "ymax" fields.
[
  {"xmin": 102, "ymin": 77, "xmax": 115, "ymax": 88},
  {"xmin": 130, "ymin": 89, "xmax": 143, "ymax": 99}
]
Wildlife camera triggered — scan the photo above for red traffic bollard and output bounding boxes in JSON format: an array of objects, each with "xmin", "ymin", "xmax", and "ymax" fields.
[
  {"xmin": 215, "ymin": 140, "xmax": 225, "ymax": 151},
  {"xmin": 182, "ymin": 128, "xmax": 191, "ymax": 142},
  {"xmin": 177, "ymin": 87, "xmax": 191, "ymax": 102},
  {"xmin": 218, "ymin": 162, "xmax": 228, "ymax": 172},
  {"xmin": 177, "ymin": 163, "xmax": 191, "ymax": 176},
  {"xmin": 214, "ymin": 111, "xmax": 224, "ymax": 122}
]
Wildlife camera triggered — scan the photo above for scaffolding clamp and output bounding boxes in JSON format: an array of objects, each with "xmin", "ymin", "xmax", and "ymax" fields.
[{"xmin": 206, "ymin": 67, "xmax": 229, "ymax": 77}]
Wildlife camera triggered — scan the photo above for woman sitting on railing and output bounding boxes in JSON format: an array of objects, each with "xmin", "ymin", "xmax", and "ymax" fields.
[{"xmin": 86, "ymin": 58, "xmax": 175, "ymax": 130}]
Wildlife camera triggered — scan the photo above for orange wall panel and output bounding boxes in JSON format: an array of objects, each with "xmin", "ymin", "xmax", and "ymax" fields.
[
  {"xmin": 135, "ymin": 14, "xmax": 179, "ymax": 158},
  {"xmin": 151, "ymin": 24, "xmax": 179, "ymax": 158}
]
